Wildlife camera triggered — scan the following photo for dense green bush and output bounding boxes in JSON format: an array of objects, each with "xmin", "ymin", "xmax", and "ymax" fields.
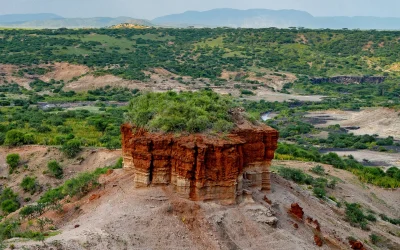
[
  {"xmin": 313, "ymin": 187, "xmax": 326, "ymax": 198},
  {"xmin": 0, "ymin": 188, "xmax": 20, "ymax": 214},
  {"xmin": 345, "ymin": 203, "xmax": 371, "ymax": 230},
  {"xmin": 47, "ymin": 160, "xmax": 63, "ymax": 179},
  {"xmin": 278, "ymin": 167, "xmax": 310, "ymax": 184},
  {"xmin": 386, "ymin": 167, "xmax": 400, "ymax": 181},
  {"xmin": 275, "ymin": 143, "xmax": 321, "ymax": 162},
  {"xmin": 0, "ymin": 219, "xmax": 19, "ymax": 240},
  {"xmin": 126, "ymin": 91, "xmax": 237, "ymax": 133},
  {"xmin": 4, "ymin": 130, "xmax": 25, "ymax": 146},
  {"xmin": 20, "ymin": 176, "xmax": 39, "ymax": 194},
  {"xmin": 6, "ymin": 153, "xmax": 20, "ymax": 174},
  {"xmin": 1, "ymin": 199, "xmax": 20, "ymax": 214},
  {"xmin": 61, "ymin": 139, "xmax": 82, "ymax": 158}
]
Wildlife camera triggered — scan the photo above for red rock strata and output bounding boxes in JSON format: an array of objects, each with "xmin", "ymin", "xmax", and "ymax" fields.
[{"xmin": 121, "ymin": 124, "xmax": 278, "ymax": 204}]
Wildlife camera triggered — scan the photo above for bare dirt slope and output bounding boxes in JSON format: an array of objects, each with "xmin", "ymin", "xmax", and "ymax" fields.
[
  {"xmin": 8, "ymin": 160, "xmax": 400, "ymax": 250},
  {"xmin": 40, "ymin": 63, "xmax": 89, "ymax": 82},
  {"xmin": 220, "ymin": 70, "xmax": 297, "ymax": 91},
  {"xmin": 307, "ymin": 108, "xmax": 400, "ymax": 139},
  {"xmin": 0, "ymin": 63, "xmax": 89, "ymax": 89},
  {"xmin": 0, "ymin": 64, "xmax": 33, "ymax": 89}
]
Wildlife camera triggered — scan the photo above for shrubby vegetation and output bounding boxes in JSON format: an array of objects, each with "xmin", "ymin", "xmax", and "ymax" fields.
[
  {"xmin": 2, "ymin": 28, "xmax": 400, "ymax": 80},
  {"xmin": 61, "ymin": 139, "xmax": 82, "ymax": 158},
  {"xmin": 345, "ymin": 203, "xmax": 377, "ymax": 230},
  {"xmin": 20, "ymin": 176, "xmax": 39, "ymax": 195},
  {"xmin": 0, "ymin": 188, "xmax": 20, "ymax": 214},
  {"xmin": 1, "ymin": 100, "xmax": 125, "ymax": 148},
  {"xmin": 126, "ymin": 91, "xmax": 237, "ymax": 133},
  {"xmin": 275, "ymin": 143, "xmax": 400, "ymax": 188},
  {"xmin": 379, "ymin": 213, "xmax": 400, "ymax": 226},
  {"xmin": 276, "ymin": 167, "xmax": 337, "ymax": 199},
  {"xmin": 6, "ymin": 153, "xmax": 20, "ymax": 174},
  {"xmin": 47, "ymin": 160, "xmax": 64, "ymax": 179},
  {"xmin": 20, "ymin": 167, "xmax": 109, "ymax": 219}
]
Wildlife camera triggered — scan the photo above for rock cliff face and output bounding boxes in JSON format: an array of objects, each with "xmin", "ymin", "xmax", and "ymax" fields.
[
  {"xmin": 311, "ymin": 76, "xmax": 385, "ymax": 84},
  {"xmin": 121, "ymin": 124, "xmax": 278, "ymax": 204}
]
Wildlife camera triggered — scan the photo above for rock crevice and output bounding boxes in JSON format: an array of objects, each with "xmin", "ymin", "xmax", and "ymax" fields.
[{"xmin": 121, "ymin": 124, "xmax": 278, "ymax": 204}]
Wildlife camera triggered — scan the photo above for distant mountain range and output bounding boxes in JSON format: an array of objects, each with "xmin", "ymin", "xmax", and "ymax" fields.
[
  {"xmin": 153, "ymin": 8, "xmax": 400, "ymax": 30},
  {"xmin": 0, "ymin": 14, "xmax": 151, "ymax": 28},
  {"xmin": 0, "ymin": 13, "xmax": 62, "ymax": 24},
  {"xmin": 3, "ymin": 9, "xmax": 400, "ymax": 29}
]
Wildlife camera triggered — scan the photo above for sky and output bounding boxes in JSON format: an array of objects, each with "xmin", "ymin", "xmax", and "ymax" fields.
[{"xmin": 1, "ymin": 0, "xmax": 400, "ymax": 20}]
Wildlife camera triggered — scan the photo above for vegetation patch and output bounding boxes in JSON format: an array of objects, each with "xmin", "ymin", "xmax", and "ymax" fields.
[
  {"xmin": 126, "ymin": 91, "xmax": 238, "ymax": 133},
  {"xmin": 275, "ymin": 143, "xmax": 400, "ymax": 188},
  {"xmin": 345, "ymin": 203, "xmax": 376, "ymax": 230},
  {"xmin": 274, "ymin": 166, "xmax": 337, "ymax": 200}
]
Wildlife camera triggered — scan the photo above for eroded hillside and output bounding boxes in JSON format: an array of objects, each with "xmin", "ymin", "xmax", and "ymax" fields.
[{"xmin": 4, "ymin": 158, "xmax": 399, "ymax": 250}]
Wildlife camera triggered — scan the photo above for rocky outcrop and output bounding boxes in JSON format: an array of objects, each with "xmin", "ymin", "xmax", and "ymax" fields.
[
  {"xmin": 288, "ymin": 203, "xmax": 304, "ymax": 220},
  {"xmin": 349, "ymin": 239, "xmax": 366, "ymax": 250},
  {"xmin": 311, "ymin": 76, "xmax": 385, "ymax": 85},
  {"xmin": 314, "ymin": 234, "xmax": 323, "ymax": 247},
  {"xmin": 121, "ymin": 124, "xmax": 278, "ymax": 204}
]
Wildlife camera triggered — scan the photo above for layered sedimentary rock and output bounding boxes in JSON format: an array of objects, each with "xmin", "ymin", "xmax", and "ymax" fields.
[
  {"xmin": 121, "ymin": 124, "xmax": 278, "ymax": 204},
  {"xmin": 311, "ymin": 76, "xmax": 385, "ymax": 85}
]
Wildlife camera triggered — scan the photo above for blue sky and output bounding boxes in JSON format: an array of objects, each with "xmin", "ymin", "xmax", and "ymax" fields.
[{"xmin": 1, "ymin": 0, "xmax": 399, "ymax": 19}]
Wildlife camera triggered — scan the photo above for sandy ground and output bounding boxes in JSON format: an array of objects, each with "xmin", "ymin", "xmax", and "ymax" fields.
[
  {"xmin": 0, "ymin": 63, "xmax": 89, "ymax": 90},
  {"xmin": 63, "ymin": 75, "xmax": 146, "ymax": 92},
  {"xmin": 245, "ymin": 90, "xmax": 324, "ymax": 102},
  {"xmin": 306, "ymin": 108, "xmax": 400, "ymax": 139},
  {"xmin": 6, "ymin": 160, "xmax": 400, "ymax": 250},
  {"xmin": 324, "ymin": 150, "xmax": 400, "ymax": 169},
  {"xmin": 40, "ymin": 63, "xmax": 89, "ymax": 83}
]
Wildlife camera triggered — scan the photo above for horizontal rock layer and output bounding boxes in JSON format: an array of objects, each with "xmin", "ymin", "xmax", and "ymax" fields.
[{"xmin": 121, "ymin": 124, "xmax": 278, "ymax": 204}]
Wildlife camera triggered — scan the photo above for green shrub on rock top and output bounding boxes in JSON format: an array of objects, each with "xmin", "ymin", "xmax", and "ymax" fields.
[{"xmin": 125, "ymin": 91, "xmax": 237, "ymax": 133}]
